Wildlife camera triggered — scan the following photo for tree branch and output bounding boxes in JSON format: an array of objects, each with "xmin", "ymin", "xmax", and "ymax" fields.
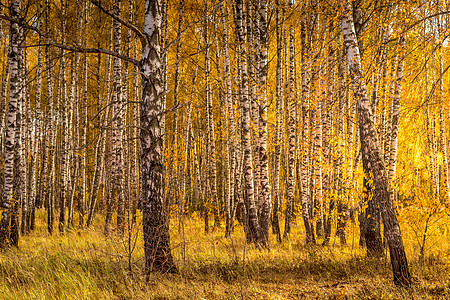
[
  {"xmin": 0, "ymin": 14, "xmax": 141, "ymax": 67},
  {"xmin": 89, "ymin": 0, "xmax": 147, "ymax": 49}
]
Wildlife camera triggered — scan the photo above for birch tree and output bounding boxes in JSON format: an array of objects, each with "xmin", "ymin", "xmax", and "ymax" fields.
[
  {"xmin": 341, "ymin": 0, "xmax": 411, "ymax": 286},
  {"xmin": 0, "ymin": 0, "xmax": 21, "ymax": 248},
  {"xmin": 234, "ymin": 0, "xmax": 261, "ymax": 244},
  {"xmin": 271, "ymin": 0, "xmax": 283, "ymax": 243},
  {"xmin": 140, "ymin": 0, "xmax": 177, "ymax": 273},
  {"xmin": 255, "ymin": 0, "xmax": 271, "ymax": 248}
]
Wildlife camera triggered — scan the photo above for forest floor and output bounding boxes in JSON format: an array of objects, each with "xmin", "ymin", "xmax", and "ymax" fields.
[{"xmin": 0, "ymin": 210, "xmax": 449, "ymax": 299}]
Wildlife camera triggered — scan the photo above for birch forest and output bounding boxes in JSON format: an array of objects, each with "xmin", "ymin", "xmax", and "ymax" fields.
[{"xmin": 0, "ymin": 0, "xmax": 450, "ymax": 298}]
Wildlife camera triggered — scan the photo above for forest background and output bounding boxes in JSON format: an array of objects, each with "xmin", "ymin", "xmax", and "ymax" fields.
[{"xmin": 0, "ymin": 0, "xmax": 450, "ymax": 298}]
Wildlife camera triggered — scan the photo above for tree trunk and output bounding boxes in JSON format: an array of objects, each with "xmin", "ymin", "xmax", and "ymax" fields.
[
  {"xmin": 234, "ymin": 0, "xmax": 261, "ymax": 244},
  {"xmin": 221, "ymin": 0, "xmax": 238, "ymax": 238},
  {"xmin": 271, "ymin": 0, "xmax": 283, "ymax": 244},
  {"xmin": 255, "ymin": 0, "xmax": 270, "ymax": 248},
  {"xmin": 298, "ymin": 13, "xmax": 315, "ymax": 244},
  {"xmin": 322, "ymin": 12, "xmax": 334, "ymax": 245},
  {"xmin": 58, "ymin": 0, "xmax": 68, "ymax": 233},
  {"xmin": 283, "ymin": 24, "xmax": 295, "ymax": 241},
  {"xmin": 113, "ymin": 0, "xmax": 125, "ymax": 235},
  {"xmin": 341, "ymin": 0, "xmax": 411, "ymax": 286},
  {"xmin": 0, "ymin": 0, "xmax": 21, "ymax": 248},
  {"xmin": 141, "ymin": 0, "xmax": 177, "ymax": 274},
  {"xmin": 387, "ymin": 33, "xmax": 405, "ymax": 225},
  {"xmin": 203, "ymin": 1, "xmax": 220, "ymax": 228}
]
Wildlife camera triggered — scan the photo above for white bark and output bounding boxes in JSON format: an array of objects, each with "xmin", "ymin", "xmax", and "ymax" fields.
[
  {"xmin": 1, "ymin": 0, "xmax": 21, "ymax": 247},
  {"xmin": 235, "ymin": 0, "xmax": 260, "ymax": 244}
]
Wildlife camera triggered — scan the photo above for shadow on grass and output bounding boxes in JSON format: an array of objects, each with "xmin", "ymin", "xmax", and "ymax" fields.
[{"xmin": 181, "ymin": 255, "xmax": 391, "ymax": 284}]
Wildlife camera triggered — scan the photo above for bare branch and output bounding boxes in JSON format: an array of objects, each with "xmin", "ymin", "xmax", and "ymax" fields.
[
  {"xmin": 48, "ymin": 42, "xmax": 140, "ymax": 66},
  {"xmin": 89, "ymin": 0, "xmax": 147, "ymax": 48},
  {"xmin": 0, "ymin": 13, "xmax": 141, "ymax": 67}
]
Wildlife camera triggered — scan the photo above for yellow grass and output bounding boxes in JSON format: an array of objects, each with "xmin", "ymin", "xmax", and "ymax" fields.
[{"xmin": 0, "ymin": 210, "xmax": 449, "ymax": 299}]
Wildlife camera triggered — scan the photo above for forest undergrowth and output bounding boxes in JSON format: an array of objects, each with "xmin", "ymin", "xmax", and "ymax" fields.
[{"xmin": 0, "ymin": 209, "xmax": 449, "ymax": 299}]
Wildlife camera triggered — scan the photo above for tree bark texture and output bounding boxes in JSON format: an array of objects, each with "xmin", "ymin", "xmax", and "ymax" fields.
[
  {"xmin": 341, "ymin": 0, "xmax": 411, "ymax": 286},
  {"xmin": 141, "ymin": 0, "xmax": 176, "ymax": 274},
  {"xmin": 0, "ymin": 0, "xmax": 21, "ymax": 248}
]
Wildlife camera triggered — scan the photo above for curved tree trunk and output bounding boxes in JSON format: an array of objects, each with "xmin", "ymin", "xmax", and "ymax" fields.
[{"xmin": 341, "ymin": 0, "xmax": 411, "ymax": 286}]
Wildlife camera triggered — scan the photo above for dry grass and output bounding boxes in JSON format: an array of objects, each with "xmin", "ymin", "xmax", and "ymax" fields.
[{"xmin": 0, "ymin": 210, "xmax": 449, "ymax": 299}]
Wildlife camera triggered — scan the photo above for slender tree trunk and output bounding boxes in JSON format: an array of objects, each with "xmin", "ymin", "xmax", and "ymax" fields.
[
  {"xmin": 101, "ymin": 25, "xmax": 114, "ymax": 225},
  {"xmin": 113, "ymin": 0, "xmax": 125, "ymax": 235},
  {"xmin": 30, "ymin": 6, "xmax": 43, "ymax": 231},
  {"xmin": 283, "ymin": 24, "xmax": 295, "ymax": 240},
  {"xmin": 45, "ymin": 0, "xmax": 55, "ymax": 235},
  {"xmin": 298, "ymin": 13, "xmax": 315, "ymax": 244},
  {"xmin": 246, "ymin": 2, "xmax": 260, "ymax": 218},
  {"xmin": 58, "ymin": 0, "xmax": 68, "ymax": 233},
  {"xmin": 387, "ymin": 33, "xmax": 405, "ymax": 223},
  {"xmin": 336, "ymin": 50, "xmax": 348, "ymax": 244},
  {"xmin": 255, "ymin": 0, "xmax": 270, "ymax": 248},
  {"xmin": 67, "ymin": 51, "xmax": 78, "ymax": 227},
  {"xmin": 221, "ymin": 0, "xmax": 238, "ymax": 238},
  {"xmin": 341, "ymin": 1, "xmax": 411, "ymax": 286},
  {"xmin": 203, "ymin": 1, "xmax": 220, "ymax": 228},
  {"xmin": 173, "ymin": 0, "xmax": 184, "ymax": 229},
  {"xmin": 271, "ymin": 0, "xmax": 283, "ymax": 244},
  {"xmin": 19, "ymin": 28, "xmax": 30, "ymax": 235},
  {"xmin": 0, "ymin": 44, "xmax": 9, "ymax": 148},
  {"xmin": 322, "ymin": 12, "xmax": 334, "ymax": 245},
  {"xmin": 234, "ymin": 0, "xmax": 261, "ymax": 244},
  {"xmin": 439, "ymin": 51, "xmax": 450, "ymax": 203},
  {"xmin": 86, "ymin": 36, "xmax": 105, "ymax": 227},
  {"xmin": 87, "ymin": 136, "xmax": 103, "ymax": 227}
]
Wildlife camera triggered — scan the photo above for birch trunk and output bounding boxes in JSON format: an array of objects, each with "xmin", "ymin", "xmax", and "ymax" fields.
[
  {"xmin": 141, "ymin": 0, "xmax": 177, "ymax": 273},
  {"xmin": 234, "ymin": 0, "xmax": 261, "ymax": 244},
  {"xmin": 203, "ymin": 1, "xmax": 220, "ymax": 227},
  {"xmin": 387, "ymin": 34, "xmax": 405, "ymax": 217},
  {"xmin": 113, "ymin": 0, "xmax": 125, "ymax": 234},
  {"xmin": 86, "ymin": 37, "xmax": 105, "ymax": 227},
  {"xmin": 439, "ymin": 56, "xmax": 450, "ymax": 203},
  {"xmin": 31, "ymin": 4, "xmax": 42, "ymax": 230},
  {"xmin": 78, "ymin": 3, "xmax": 89, "ymax": 229},
  {"xmin": 173, "ymin": 0, "xmax": 184, "ymax": 226},
  {"xmin": 283, "ymin": 24, "xmax": 295, "ymax": 240},
  {"xmin": 271, "ymin": 0, "xmax": 283, "ymax": 243},
  {"xmin": 14, "ymin": 27, "xmax": 25, "ymax": 242},
  {"xmin": 58, "ymin": 0, "xmax": 67, "ymax": 233},
  {"xmin": 0, "ymin": 0, "xmax": 21, "ymax": 248},
  {"xmin": 19, "ymin": 29, "xmax": 30, "ymax": 235},
  {"xmin": 298, "ymin": 13, "xmax": 315, "ymax": 244},
  {"xmin": 341, "ymin": 1, "xmax": 411, "ymax": 286},
  {"xmin": 0, "ymin": 40, "xmax": 9, "ymax": 152},
  {"xmin": 336, "ymin": 60, "xmax": 347, "ymax": 244},
  {"xmin": 45, "ymin": 0, "xmax": 55, "ymax": 234},
  {"xmin": 322, "ymin": 12, "xmax": 334, "ymax": 245},
  {"xmin": 221, "ymin": 0, "xmax": 238, "ymax": 238},
  {"xmin": 247, "ymin": 2, "xmax": 260, "ymax": 212},
  {"xmin": 255, "ymin": 0, "xmax": 270, "ymax": 247}
]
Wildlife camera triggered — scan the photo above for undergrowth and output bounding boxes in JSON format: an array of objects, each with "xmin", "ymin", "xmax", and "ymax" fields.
[{"xmin": 0, "ymin": 210, "xmax": 449, "ymax": 299}]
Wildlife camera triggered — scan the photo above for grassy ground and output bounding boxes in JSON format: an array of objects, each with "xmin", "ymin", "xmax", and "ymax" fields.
[{"xmin": 0, "ymin": 210, "xmax": 449, "ymax": 299}]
